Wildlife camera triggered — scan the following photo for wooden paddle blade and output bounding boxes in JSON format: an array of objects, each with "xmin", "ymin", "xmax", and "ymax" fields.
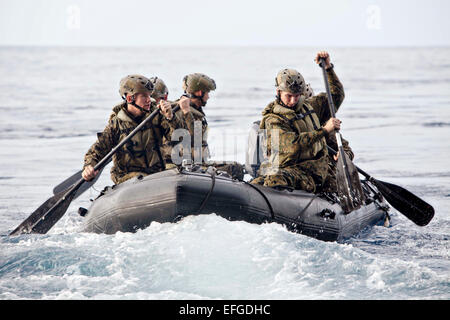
[
  {"xmin": 372, "ymin": 178, "xmax": 434, "ymax": 226},
  {"xmin": 335, "ymin": 152, "xmax": 366, "ymax": 213}
]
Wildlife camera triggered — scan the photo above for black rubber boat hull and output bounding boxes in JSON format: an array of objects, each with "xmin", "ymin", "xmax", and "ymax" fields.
[{"xmin": 82, "ymin": 169, "xmax": 388, "ymax": 242}]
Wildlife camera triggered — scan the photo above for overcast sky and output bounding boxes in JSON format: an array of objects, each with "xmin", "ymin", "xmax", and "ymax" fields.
[{"xmin": 1, "ymin": 0, "xmax": 449, "ymax": 47}]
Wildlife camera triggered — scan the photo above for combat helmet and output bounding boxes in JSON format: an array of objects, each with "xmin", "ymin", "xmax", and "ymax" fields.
[
  {"xmin": 304, "ymin": 83, "xmax": 315, "ymax": 98},
  {"xmin": 150, "ymin": 77, "xmax": 169, "ymax": 100},
  {"xmin": 182, "ymin": 73, "xmax": 216, "ymax": 94},
  {"xmin": 119, "ymin": 74, "xmax": 154, "ymax": 100},
  {"xmin": 275, "ymin": 69, "xmax": 305, "ymax": 94}
]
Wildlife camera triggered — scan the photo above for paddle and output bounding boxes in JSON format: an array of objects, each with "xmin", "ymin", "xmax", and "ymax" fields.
[
  {"xmin": 52, "ymin": 131, "xmax": 114, "ymax": 197},
  {"xmin": 319, "ymin": 58, "xmax": 365, "ymax": 213},
  {"xmin": 9, "ymin": 105, "xmax": 180, "ymax": 236},
  {"xmin": 52, "ymin": 160, "xmax": 110, "ymax": 199},
  {"xmin": 327, "ymin": 146, "xmax": 434, "ymax": 226}
]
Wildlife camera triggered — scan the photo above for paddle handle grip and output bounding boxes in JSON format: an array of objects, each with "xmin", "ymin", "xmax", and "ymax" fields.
[
  {"xmin": 318, "ymin": 58, "xmax": 344, "ymax": 148},
  {"xmin": 319, "ymin": 58, "xmax": 337, "ymax": 119}
]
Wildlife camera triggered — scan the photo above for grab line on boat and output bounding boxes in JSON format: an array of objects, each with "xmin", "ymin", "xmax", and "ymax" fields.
[
  {"xmin": 244, "ymin": 182, "xmax": 275, "ymax": 220},
  {"xmin": 197, "ymin": 168, "xmax": 217, "ymax": 214}
]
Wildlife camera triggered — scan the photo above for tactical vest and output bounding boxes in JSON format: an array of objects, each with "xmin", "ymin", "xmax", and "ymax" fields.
[
  {"xmin": 163, "ymin": 101, "xmax": 210, "ymax": 164},
  {"xmin": 261, "ymin": 99, "xmax": 326, "ymax": 162},
  {"xmin": 113, "ymin": 107, "xmax": 165, "ymax": 176},
  {"xmin": 189, "ymin": 105, "xmax": 210, "ymax": 160}
]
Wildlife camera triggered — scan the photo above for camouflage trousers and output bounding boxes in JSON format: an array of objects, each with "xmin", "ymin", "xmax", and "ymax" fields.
[
  {"xmin": 320, "ymin": 158, "xmax": 342, "ymax": 193},
  {"xmin": 321, "ymin": 168, "xmax": 338, "ymax": 193},
  {"xmin": 250, "ymin": 166, "xmax": 317, "ymax": 193}
]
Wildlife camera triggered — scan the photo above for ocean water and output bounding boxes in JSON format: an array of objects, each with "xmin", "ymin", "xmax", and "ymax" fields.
[{"xmin": 0, "ymin": 46, "xmax": 449, "ymax": 300}]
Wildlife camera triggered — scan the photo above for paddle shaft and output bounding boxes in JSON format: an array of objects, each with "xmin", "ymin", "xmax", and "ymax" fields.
[
  {"xmin": 326, "ymin": 146, "xmax": 371, "ymax": 180},
  {"xmin": 53, "ymin": 164, "xmax": 108, "ymax": 198},
  {"xmin": 319, "ymin": 60, "xmax": 354, "ymax": 198}
]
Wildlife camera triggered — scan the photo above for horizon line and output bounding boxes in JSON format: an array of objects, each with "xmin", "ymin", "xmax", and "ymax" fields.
[{"xmin": 1, "ymin": 44, "xmax": 450, "ymax": 49}]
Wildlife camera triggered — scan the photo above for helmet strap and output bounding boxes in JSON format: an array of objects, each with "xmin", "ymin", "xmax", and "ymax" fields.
[
  {"xmin": 127, "ymin": 95, "xmax": 149, "ymax": 113},
  {"xmin": 276, "ymin": 92, "xmax": 290, "ymax": 109},
  {"xmin": 185, "ymin": 91, "xmax": 207, "ymax": 107},
  {"xmin": 131, "ymin": 101, "xmax": 149, "ymax": 113}
]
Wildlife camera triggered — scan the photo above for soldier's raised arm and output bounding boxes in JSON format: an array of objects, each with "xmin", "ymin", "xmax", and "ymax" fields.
[{"xmin": 308, "ymin": 51, "xmax": 345, "ymax": 124}]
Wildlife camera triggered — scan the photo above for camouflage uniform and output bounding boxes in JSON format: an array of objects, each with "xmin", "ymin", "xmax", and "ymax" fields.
[
  {"xmin": 84, "ymin": 101, "xmax": 184, "ymax": 184},
  {"xmin": 251, "ymin": 67, "xmax": 345, "ymax": 192},
  {"xmin": 162, "ymin": 98, "xmax": 244, "ymax": 180},
  {"xmin": 162, "ymin": 99, "xmax": 210, "ymax": 166}
]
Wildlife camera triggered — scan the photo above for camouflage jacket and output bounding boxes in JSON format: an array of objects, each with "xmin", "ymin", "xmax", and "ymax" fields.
[
  {"xmin": 259, "ymin": 67, "xmax": 345, "ymax": 183},
  {"xmin": 162, "ymin": 99, "xmax": 210, "ymax": 165},
  {"xmin": 84, "ymin": 101, "xmax": 183, "ymax": 184}
]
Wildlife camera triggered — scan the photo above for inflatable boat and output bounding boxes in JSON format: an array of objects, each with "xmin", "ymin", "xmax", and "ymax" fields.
[{"xmin": 81, "ymin": 166, "xmax": 390, "ymax": 242}]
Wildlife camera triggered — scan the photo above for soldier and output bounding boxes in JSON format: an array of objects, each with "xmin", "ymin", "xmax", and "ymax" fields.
[
  {"xmin": 82, "ymin": 74, "xmax": 189, "ymax": 184},
  {"xmin": 251, "ymin": 51, "xmax": 344, "ymax": 193},
  {"xmin": 303, "ymin": 82, "xmax": 355, "ymax": 193},
  {"xmin": 150, "ymin": 77, "xmax": 169, "ymax": 103},
  {"xmin": 107, "ymin": 76, "xmax": 169, "ymax": 124},
  {"xmin": 164, "ymin": 73, "xmax": 244, "ymax": 180},
  {"xmin": 162, "ymin": 73, "xmax": 214, "ymax": 168}
]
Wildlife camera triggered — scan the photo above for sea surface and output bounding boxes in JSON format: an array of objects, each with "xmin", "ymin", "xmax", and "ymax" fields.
[{"xmin": 0, "ymin": 46, "xmax": 449, "ymax": 300}]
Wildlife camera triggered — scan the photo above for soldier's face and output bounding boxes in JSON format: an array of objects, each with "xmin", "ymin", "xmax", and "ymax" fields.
[
  {"xmin": 134, "ymin": 93, "xmax": 151, "ymax": 111},
  {"xmin": 279, "ymin": 90, "xmax": 301, "ymax": 108},
  {"xmin": 193, "ymin": 90, "xmax": 210, "ymax": 107},
  {"xmin": 202, "ymin": 91, "xmax": 210, "ymax": 104}
]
